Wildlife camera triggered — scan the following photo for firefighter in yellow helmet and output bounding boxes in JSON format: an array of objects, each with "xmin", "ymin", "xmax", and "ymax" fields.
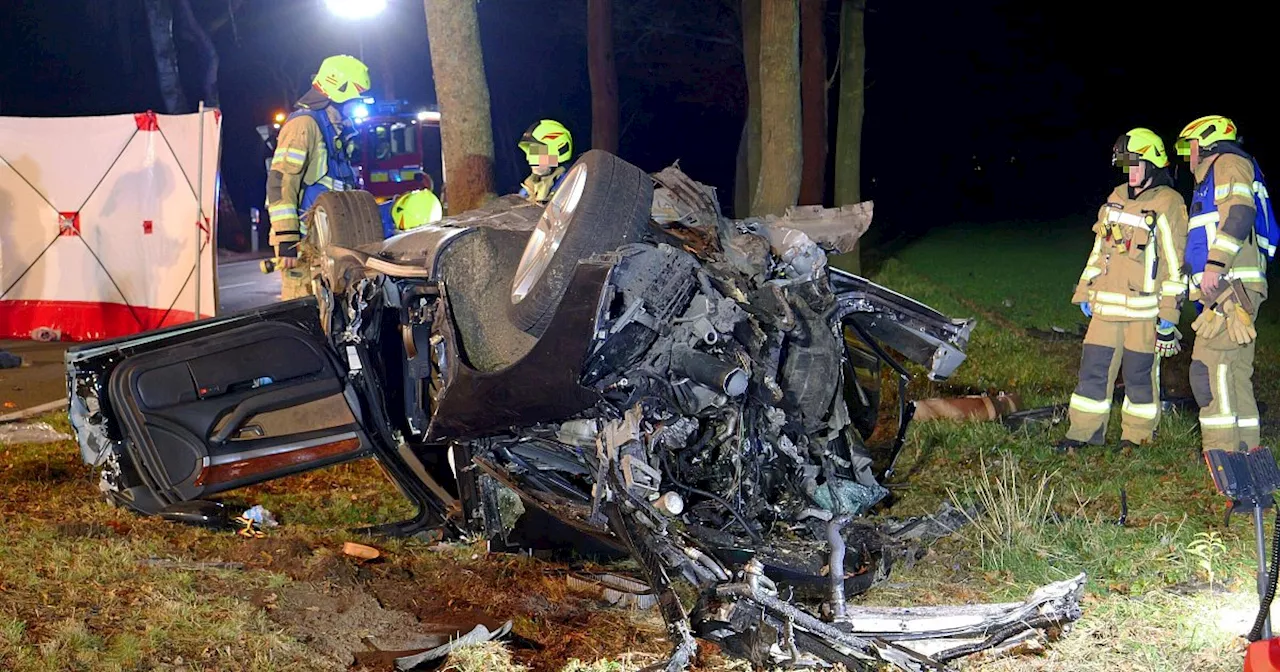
[
  {"xmin": 518, "ymin": 119, "xmax": 573, "ymax": 205},
  {"xmin": 266, "ymin": 55, "xmax": 371, "ymax": 300},
  {"xmin": 381, "ymin": 188, "xmax": 443, "ymax": 235},
  {"xmin": 1055, "ymin": 128, "xmax": 1190, "ymax": 454},
  {"xmin": 1178, "ymin": 115, "xmax": 1277, "ymax": 452}
]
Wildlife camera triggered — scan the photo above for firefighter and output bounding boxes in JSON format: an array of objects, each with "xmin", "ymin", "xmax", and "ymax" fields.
[
  {"xmin": 266, "ymin": 55, "xmax": 371, "ymax": 300},
  {"xmin": 380, "ymin": 188, "xmax": 443, "ymax": 237},
  {"xmin": 518, "ymin": 119, "xmax": 573, "ymax": 205},
  {"xmin": 1177, "ymin": 115, "xmax": 1277, "ymax": 452},
  {"xmin": 1055, "ymin": 128, "xmax": 1190, "ymax": 454}
]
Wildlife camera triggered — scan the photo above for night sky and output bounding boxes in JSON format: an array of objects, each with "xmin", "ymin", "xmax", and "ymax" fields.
[{"xmin": 1, "ymin": 0, "xmax": 1275, "ymax": 249}]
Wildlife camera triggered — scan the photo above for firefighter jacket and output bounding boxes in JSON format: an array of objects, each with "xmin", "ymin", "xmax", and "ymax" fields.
[
  {"xmin": 1186, "ymin": 146, "xmax": 1276, "ymax": 303},
  {"xmin": 1072, "ymin": 183, "xmax": 1189, "ymax": 323},
  {"xmin": 519, "ymin": 165, "xmax": 567, "ymax": 205},
  {"xmin": 266, "ymin": 104, "xmax": 359, "ymax": 256}
]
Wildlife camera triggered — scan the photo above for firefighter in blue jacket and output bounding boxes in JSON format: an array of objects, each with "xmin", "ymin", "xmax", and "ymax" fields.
[
  {"xmin": 266, "ymin": 55, "xmax": 370, "ymax": 300},
  {"xmin": 1177, "ymin": 115, "xmax": 1278, "ymax": 452}
]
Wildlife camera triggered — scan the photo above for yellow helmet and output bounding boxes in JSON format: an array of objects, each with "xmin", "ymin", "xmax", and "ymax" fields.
[
  {"xmin": 391, "ymin": 189, "xmax": 443, "ymax": 231},
  {"xmin": 312, "ymin": 55, "xmax": 371, "ymax": 104},
  {"xmin": 1112, "ymin": 127, "xmax": 1169, "ymax": 169},
  {"xmin": 1176, "ymin": 115, "xmax": 1238, "ymax": 156},
  {"xmin": 518, "ymin": 119, "xmax": 573, "ymax": 165}
]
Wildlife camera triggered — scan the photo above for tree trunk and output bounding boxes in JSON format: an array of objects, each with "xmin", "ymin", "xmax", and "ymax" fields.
[
  {"xmin": 750, "ymin": 0, "xmax": 802, "ymax": 218},
  {"xmin": 832, "ymin": 0, "xmax": 865, "ymax": 273},
  {"xmin": 173, "ymin": 0, "xmax": 219, "ymax": 106},
  {"xmin": 734, "ymin": 0, "xmax": 762, "ymax": 218},
  {"xmin": 588, "ymin": 0, "xmax": 619, "ymax": 154},
  {"xmin": 798, "ymin": 0, "xmax": 827, "ymax": 206},
  {"xmin": 143, "ymin": 0, "xmax": 188, "ymax": 113},
  {"xmin": 424, "ymin": 0, "xmax": 496, "ymax": 215}
]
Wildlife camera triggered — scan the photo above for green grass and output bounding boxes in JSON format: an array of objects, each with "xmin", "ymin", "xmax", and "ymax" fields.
[{"xmin": 838, "ymin": 223, "xmax": 1279, "ymax": 670}]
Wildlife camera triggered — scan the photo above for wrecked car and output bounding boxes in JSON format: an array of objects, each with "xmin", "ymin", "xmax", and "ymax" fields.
[{"xmin": 66, "ymin": 150, "xmax": 1083, "ymax": 670}]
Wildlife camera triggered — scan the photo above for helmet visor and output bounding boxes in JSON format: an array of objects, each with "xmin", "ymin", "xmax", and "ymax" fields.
[{"xmin": 1174, "ymin": 137, "xmax": 1193, "ymax": 156}]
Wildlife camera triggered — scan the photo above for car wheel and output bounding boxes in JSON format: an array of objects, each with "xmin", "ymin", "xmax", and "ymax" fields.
[
  {"xmin": 308, "ymin": 190, "xmax": 384, "ymax": 251},
  {"xmin": 508, "ymin": 150, "xmax": 654, "ymax": 336}
]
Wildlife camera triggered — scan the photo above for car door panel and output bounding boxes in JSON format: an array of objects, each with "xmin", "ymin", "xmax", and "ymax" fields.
[{"xmin": 106, "ymin": 317, "xmax": 370, "ymax": 506}]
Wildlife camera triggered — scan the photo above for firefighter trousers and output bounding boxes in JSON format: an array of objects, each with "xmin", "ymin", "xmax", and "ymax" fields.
[
  {"xmin": 1065, "ymin": 318, "xmax": 1160, "ymax": 445},
  {"xmin": 1191, "ymin": 290, "xmax": 1265, "ymax": 452}
]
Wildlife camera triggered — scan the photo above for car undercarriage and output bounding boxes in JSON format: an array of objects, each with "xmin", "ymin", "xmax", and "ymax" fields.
[{"xmin": 65, "ymin": 151, "xmax": 1085, "ymax": 670}]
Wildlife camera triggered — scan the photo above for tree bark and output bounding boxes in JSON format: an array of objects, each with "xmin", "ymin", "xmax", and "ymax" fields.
[
  {"xmin": 143, "ymin": 0, "xmax": 188, "ymax": 114},
  {"xmin": 424, "ymin": 0, "xmax": 497, "ymax": 215},
  {"xmin": 798, "ymin": 0, "xmax": 827, "ymax": 206},
  {"xmin": 173, "ymin": 0, "xmax": 219, "ymax": 107},
  {"xmin": 734, "ymin": 0, "xmax": 762, "ymax": 218},
  {"xmin": 750, "ymin": 0, "xmax": 802, "ymax": 218},
  {"xmin": 588, "ymin": 0, "xmax": 619, "ymax": 154},
  {"xmin": 832, "ymin": 0, "xmax": 865, "ymax": 273}
]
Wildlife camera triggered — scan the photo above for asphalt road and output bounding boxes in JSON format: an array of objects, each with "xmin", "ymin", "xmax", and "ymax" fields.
[{"xmin": 218, "ymin": 259, "xmax": 281, "ymax": 313}]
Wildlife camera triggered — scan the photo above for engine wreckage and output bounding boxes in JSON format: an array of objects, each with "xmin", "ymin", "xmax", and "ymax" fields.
[{"xmin": 65, "ymin": 151, "xmax": 1085, "ymax": 670}]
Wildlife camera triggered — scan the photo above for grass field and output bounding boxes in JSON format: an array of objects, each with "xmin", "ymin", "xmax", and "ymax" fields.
[{"xmin": 1, "ymin": 221, "xmax": 1276, "ymax": 671}]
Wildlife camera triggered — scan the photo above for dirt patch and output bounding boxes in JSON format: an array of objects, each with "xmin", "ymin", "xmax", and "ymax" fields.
[{"xmin": 254, "ymin": 582, "xmax": 450, "ymax": 671}]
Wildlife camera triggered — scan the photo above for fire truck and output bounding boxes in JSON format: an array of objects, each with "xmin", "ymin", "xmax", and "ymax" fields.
[{"xmin": 256, "ymin": 99, "xmax": 445, "ymax": 207}]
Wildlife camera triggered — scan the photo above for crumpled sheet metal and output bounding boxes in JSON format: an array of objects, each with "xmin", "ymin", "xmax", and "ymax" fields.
[
  {"xmin": 394, "ymin": 620, "xmax": 515, "ymax": 671},
  {"xmin": 837, "ymin": 573, "xmax": 1088, "ymax": 662},
  {"xmin": 763, "ymin": 201, "xmax": 874, "ymax": 254},
  {"xmin": 0, "ymin": 421, "xmax": 72, "ymax": 445}
]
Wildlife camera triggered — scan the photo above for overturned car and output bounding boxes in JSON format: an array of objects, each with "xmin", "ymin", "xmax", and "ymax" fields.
[{"xmin": 66, "ymin": 151, "xmax": 1083, "ymax": 670}]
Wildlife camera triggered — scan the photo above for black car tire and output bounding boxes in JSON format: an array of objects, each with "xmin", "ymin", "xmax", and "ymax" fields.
[
  {"xmin": 308, "ymin": 190, "xmax": 384, "ymax": 251},
  {"xmin": 508, "ymin": 150, "xmax": 654, "ymax": 336}
]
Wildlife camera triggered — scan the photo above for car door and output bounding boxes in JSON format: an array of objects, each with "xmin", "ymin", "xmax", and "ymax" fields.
[{"xmin": 67, "ymin": 299, "xmax": 372, "ymax": 516}]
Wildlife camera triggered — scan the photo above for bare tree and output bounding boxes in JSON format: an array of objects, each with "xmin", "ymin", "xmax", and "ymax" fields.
[
  {"xmin": 735, "ymin": 0, "xmax": 762, "ymax": 218},
  {"xmin": 750, "ymin": 0, "xmax": 802, "ymax": 217},
  {"xmin": 798, "ymin": 0, "xmax": 827, "ymax": 205},
  {"xmin": 588, "ymin": 0, "xmax": 620, "ymax": 153},
  {"xmin": 832, "ymin": 0, "xmax": 866, "ymax": 272},
  {"xmin": 424, "ymin": 0, "xmax": 496, "ymax": 215},
  {"xmin": 143, "ymin": 0, "xmax": 188, "ymax": 113}
]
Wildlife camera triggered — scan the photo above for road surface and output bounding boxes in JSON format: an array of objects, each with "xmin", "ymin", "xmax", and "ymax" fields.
[{"xmin": 218, "ymin": 259, "xmax": 281, "ymax": 313}]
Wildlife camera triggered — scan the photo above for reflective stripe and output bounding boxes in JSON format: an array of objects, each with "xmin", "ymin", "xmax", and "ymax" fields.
[
  {"xmin": 1211, "ymin": 236, "xmax": 1242, "ymax": 255},
  {"xmin": 1229, "ymin": 267, "xmax": 1266, "ymax": 281},
  {"xmin": 1255, "ymin": 181, "xmax": 1270, "ymax": 199},
  {"xmin": 268, "ymin": 204, "xmax": 298, "ymax": 219},
  {"xmin": 1157, "ymin": 215, "xmax": 1183, "ymax": 284},
  {"xmin": 1106, "ymin": 210, "xmax": 1148, "ymax": 227},
  {"xmin": 1089, "ymin": 292, "xmax": 1158, "ymax": 308},
  {"xmin": 1093, "ymin": 304, "xmax": 1160, "ymax": 319},
  {"xmin": 1081, "ymin": 267, "xmax": 1102, "ymax": 281},
  {"xmin": 1070, "ymin": 393, "xmax": 1112, "ymax": 415},
  {"xmin": 316, "ymin": 176, "xmax": 350, "ymax": 191},
  {"xmin": 1218, "ymin": 364, "xmax": 1231, "ymax": 416},
  {"xmin": 1201, "ymin": 414, "xmax": 1238, "ymax": 428},
  {"xmin": 1239, "ymin": 417, "xmax": 1261, "ymax": 429},
  {"xmin": 1190, "ymin": 212, "xmax": 1220, "ymax": 229},
  {"xmin": 1215, "ymin": 183, "xmax": 1255, "ymax": 201},
  {"xmin": 1123, "ymin": 398, "xmax": 1159, "ymax": 420},
  {"xmin": 1162, "ymin": 280, "xmax": 1186, "ymax": 295}
]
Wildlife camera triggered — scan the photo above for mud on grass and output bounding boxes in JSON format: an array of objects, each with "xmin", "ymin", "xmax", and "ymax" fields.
[{"xmin": 0, "ymin": 414, "xmax": 732, "ymax": 672}]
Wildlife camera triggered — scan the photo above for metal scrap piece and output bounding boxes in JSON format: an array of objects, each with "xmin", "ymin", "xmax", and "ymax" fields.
[
  {"xmin": 763, "ymin": 201, "xmax": 874, "ymax": 253},
  {"xmin": 393, "ymin": 620, "xmax": 515, "ymax": 671}
]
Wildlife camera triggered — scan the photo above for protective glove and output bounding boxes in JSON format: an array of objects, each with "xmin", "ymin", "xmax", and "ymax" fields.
[
  {"xmin": 1192, "ymin": 307, "xmax": 1227, "ymax": 341},
  {"xmin": 1225, "ymin": 300, "xmax": 1257, "ymax": 346},
  {"xmin": 1155, "ymin": 319, "xmax": 1181, "ymax": 358},
  {"xmin": 1080, "ymin": 302, "xmax": 1092, "ymax": 318}
]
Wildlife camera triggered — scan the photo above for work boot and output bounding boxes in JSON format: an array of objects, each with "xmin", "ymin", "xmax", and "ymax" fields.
[
  {"xmin": 1116, "ymin": 439, "xmax": 1140, "ymax": 454},
  {"xmin": 1052, "ymin": 438, "xmax": 1089, "ymax": 455}
]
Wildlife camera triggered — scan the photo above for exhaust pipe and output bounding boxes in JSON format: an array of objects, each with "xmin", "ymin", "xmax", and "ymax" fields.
[{"xmin": 672, "ymin": 345, "xmax": 748, "ymax": 397}]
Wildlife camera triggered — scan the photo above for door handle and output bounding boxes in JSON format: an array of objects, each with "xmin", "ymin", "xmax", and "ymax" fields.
[{"xmin": 235, "ymin": 425, "xmax": 266, "ymax": 439}]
